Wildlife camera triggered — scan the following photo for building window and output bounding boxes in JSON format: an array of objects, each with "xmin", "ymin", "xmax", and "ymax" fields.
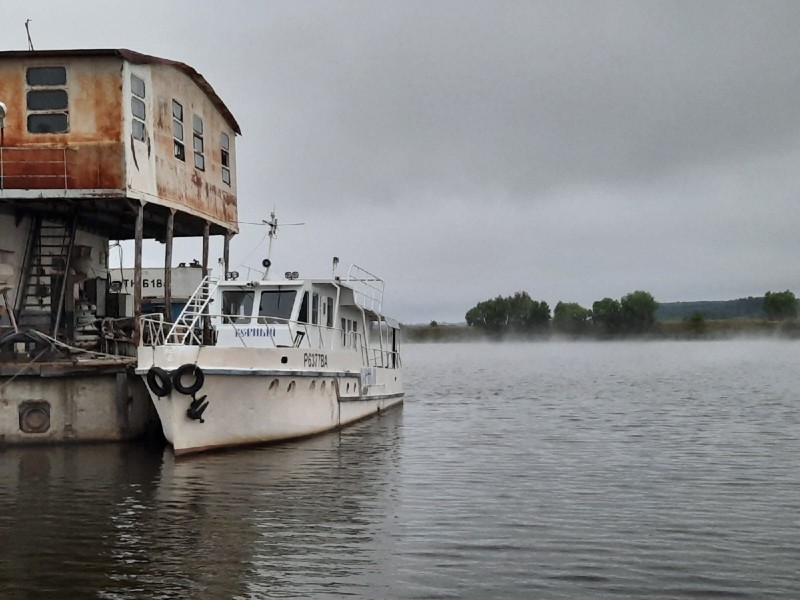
[
  {"xmin": 26, "ymin": 66, "xmax": 68, "ymax": 134},
  {"xmin": 193, "ymin": 115, "xmax": 204, "ymax": 171},
  {"xmin": 131, "ymin": 74, "xmax": 146, "ymax": 142},
  {"xmin": 172, "ymin": 100, "xmax": 185, "ymax": 161},
  {"xmin": 221, "ymin": 132, "xmax": 231, "ymax": 185}
]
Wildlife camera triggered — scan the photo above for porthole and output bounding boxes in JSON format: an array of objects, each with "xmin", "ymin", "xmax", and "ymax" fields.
[
  {"xmin": 288, "ymin": 380, "xmax": 295, "ymax": 392},
  {"xmin": 269, "ymin": 379, "xmax": 279, "ymax": 391},
  {"xmin": 310, "ymin": 380, "xmax": 316, "ymax": 390}
]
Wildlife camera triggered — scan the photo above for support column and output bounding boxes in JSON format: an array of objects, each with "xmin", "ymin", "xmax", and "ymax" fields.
[
  {"xmin": 223, "ymin": 230, "xmax": 231, "ymax": 279},
  {"xmin": 202, "ymin": 221, "xmax": 210, "ymax": 343},
  {"xmin": 164, "ymin": 209, "xmax": 175, "ymax": 321},
  {"xmin": 133, "ymin": 203, "xmax": 144, "ymax": 346}
]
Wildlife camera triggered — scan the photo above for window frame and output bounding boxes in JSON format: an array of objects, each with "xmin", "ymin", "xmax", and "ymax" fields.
[
  {"xmin": 130, "ymin": 74, "xmax": 146, "ymax": 142},
  {"xmin": 26, "ymin": 66, "xmax": 69, "ymax": 134},
  {"xmin": 193, "ymin": 114, "xmax": 205, "ymax": 171},
  {"xmin": 172, "ymin": 100, "xmax": 185, "ymax": 161}
]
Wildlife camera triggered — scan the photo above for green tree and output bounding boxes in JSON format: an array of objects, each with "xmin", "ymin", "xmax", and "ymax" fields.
[
  {"xmin": 508, "ymin": 291, "xmax": 550, "ymax": 332},
  {"xmin": 620, "ymin": 290, "xmax": 658, "ymax": 333},
  {"xmin": 465, "ymin": 292, "xmax": 550, "ymax": 335},
  {"xmin": 763, "ymin": 290, "xmax": 797, "ymax": 321},
  {"xmin": 686, "ymin": 310, "xmax": 705, "ymax": 334},
  {"xmin": 552, "ymin": 301, "xmax": 591, "ymax": 334},
  {"xmin": 465, "ymin": 296, "xmax": 509, "ymax": 334},
  {"xmin": 592, "ymin": 297, "xmax": 623, "ymax": 334}
]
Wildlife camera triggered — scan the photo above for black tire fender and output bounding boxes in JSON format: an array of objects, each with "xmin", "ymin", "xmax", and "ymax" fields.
[
  {"xmin": 146, "ymin": 366, "xmax": 172, "ymax": 397},
  {"xmin": 172, "ymin": 363, "xmax": 205, "ymax": 395}
]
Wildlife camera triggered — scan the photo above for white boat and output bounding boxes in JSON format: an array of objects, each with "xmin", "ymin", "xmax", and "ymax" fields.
[{"xmin": 136, "ymin": 262, "xmax": 403, "ymax": 455}]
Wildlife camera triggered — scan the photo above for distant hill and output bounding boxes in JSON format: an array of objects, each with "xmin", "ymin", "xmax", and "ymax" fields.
[{"xmin": 657, "ymin": 297, "xmax": 765, "ymax": 321}]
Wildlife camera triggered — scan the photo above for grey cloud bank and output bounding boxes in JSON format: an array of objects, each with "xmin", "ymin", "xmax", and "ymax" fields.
[{"xmin": 3, "ymin": 1, "xmax": 800, "ymax": 322}]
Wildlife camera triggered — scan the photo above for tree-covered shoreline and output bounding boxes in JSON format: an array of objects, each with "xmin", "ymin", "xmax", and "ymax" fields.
[{"xmin": 404, "ymin": 289, "xmax": 800, "ymax": 342}]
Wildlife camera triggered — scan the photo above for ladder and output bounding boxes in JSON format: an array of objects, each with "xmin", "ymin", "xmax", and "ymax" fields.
[
  {"xmin": 15, "ymin": 215, "xmax": 77, "ymax": 337},
  {"xmin": 165, "ymin": 275, "xmax": 220, "ymax": 345}
]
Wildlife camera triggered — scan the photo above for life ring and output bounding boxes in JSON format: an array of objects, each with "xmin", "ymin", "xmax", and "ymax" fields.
[
  {"xmin": 172, "ymin": 363, "xmax": 205, "ymax": 395},
  {"xmin": 146, "ymin": 366, "xmax": 172, "ymax": 397}
]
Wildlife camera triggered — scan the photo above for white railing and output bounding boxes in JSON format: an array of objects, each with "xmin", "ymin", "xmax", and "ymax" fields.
[
  {"xmin": 0, "ymin": 147, "xmax": 70, "ymax": 192},
  {"xmin": 346, "ymin": 264, "xmax": 384, "ymax": 313}
]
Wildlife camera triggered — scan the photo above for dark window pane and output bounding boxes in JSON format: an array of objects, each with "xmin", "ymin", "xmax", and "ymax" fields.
[
  {"xmin": 222, "ymin": 291, "xmax": 254, "ymax": 324},
  {"xmin": 312, "ymin": 293, "xmax": 319, "ymax": 325},
  {"xmin": 222, "ymin": 167, "xmax": 231, "ymax": 185},
  {"xmin": 221, "ymin": 149, "xmax": 230, "ymax": 167},
  {"xmin": 173, "ymin": 120, "xmax": 183, "ymax": 141},
  {"xmin": 193, "ymin": 134, "xmax": 203, "ymax": 153},
  {"xmin": 132, "ymin": 119, "xmax": 146, "ymax": 141},
  {"xmin": 221, "ymin": 132, "xmax": 229, "ymax": 150},
  {"xmin": 299, "ymin": 292, "xmax": 309, "ymax": 322},
  {"xmin": 27, "ymin": 90, "xmax": 68, "ymax": 110},
  {"xmin": 193, "ymin": 115, "xmax": 203, "ymax": 134},
  {"xmin": 131, "ymin": 75, "xmax": 145, "ymax": 98},
  {"xmin": 131, "ymin": 97, "xmax": 146, "ymax": 119},
  {"xmin": 326, "ymin": 297, "xmax": 333, "ymax": 327},
  {"xmin": 258, "ymin": 290, "xmax": 297, "ymax": 323},
  {"xmin": 27, "ymin": 113, "xmax": 68, "ymax": 133},
  {"xmin": 174, "ymin": 141, "xmax": 185, "ymax": 161},
  {"xmin": 172, "ymin": 100, "xmax": 183, "ymax": 120},
  {"xmin": 27, "ymin": 66, "xmax": 66, "ymax": 86},
  {"xmin": 194, "ymin": 153, "xmax": 205, "ymax": 170}
]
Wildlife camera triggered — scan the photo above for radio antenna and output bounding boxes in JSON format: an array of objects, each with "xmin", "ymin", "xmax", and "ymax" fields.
[
  {"xmin": 261, "ymin": 209, "xmax": 305, "ymax": 280},
  {"xmin": 25, "ymin": 19, "xmax": 34, "ymax": 51}
]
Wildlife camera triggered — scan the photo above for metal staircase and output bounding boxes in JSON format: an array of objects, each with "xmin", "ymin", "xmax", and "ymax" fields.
[
  {"xmin": 15, "ymin": 215, "xmax": 77, "ymax": 337},
  {"xmin": 165, "ymin": 275, "xmax": 220, "ymax": 345}
]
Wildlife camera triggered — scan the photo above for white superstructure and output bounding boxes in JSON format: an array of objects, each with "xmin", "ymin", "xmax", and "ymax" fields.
[{"xmin": 136, "ymin": 263, "xmax": 403, "ymax": 455}]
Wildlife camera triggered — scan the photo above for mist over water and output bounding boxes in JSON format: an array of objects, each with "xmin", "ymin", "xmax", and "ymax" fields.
[{"xmin": 1, "ymin": 340, "xmax": 799, "ymax": 599}]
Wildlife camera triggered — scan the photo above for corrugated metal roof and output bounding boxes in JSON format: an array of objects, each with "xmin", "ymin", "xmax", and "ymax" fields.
[{"xmin": 0, "ymin": 48, "xmax": 241, "ymax": 135}]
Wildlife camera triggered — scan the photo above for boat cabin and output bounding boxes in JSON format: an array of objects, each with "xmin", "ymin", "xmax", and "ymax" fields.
[{"xmin": 211, "ymin": 278, "xmax": 401, "ymax": 368}]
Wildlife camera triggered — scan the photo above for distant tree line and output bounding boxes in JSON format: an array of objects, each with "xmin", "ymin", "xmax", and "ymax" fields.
[
  {"xmin": 465, "ymin": 290, "xmax": 658, "ymax": 336},
  {"xmin": 464, "ymin": 288, "xmax": 798, "ymax": 337}
]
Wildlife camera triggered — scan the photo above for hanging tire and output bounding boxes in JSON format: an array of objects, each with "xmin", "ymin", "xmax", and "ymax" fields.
[
  {"xmin": 172, "ymin": 363, "xmax": 205, "ymax": 395},
  {"xmin": 146, "ymin": 366, "xmax": 173, "ymax": 397}
]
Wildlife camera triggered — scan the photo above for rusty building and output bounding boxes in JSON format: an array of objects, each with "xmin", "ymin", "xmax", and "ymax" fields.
[{"xmin": 0, "ymin": 49, "xmax": 240, "ymax": 444}]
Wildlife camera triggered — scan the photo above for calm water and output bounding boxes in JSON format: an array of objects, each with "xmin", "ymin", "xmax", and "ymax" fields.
[{"xmin": 1, "ymin": 340, "xmax": 799, "ymax": 599}]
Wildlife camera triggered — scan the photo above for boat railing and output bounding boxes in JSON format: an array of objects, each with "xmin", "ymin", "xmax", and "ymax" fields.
[
  {"xmin": 346, "ymin": 264, "xmax": 384, "ymax": 313},
  {"xmin": 368, "ymin": 347, "xmax": 402, "ymax": 369},
  {"xmin": 140, "ymin": 313, "xmax": 168, "ymax": 346}
]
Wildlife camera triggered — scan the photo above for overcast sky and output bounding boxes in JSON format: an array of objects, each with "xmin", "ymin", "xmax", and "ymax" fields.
[{"xmin": 3, "ymin": 1, "xmax": 800, "ymax": 322}]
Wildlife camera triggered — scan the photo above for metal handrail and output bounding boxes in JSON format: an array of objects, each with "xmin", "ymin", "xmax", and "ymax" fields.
[
  {"xmin": 0, "ymin": 147, "xmax": 70, "ymax": 193},
  {"xmin": 138, "ymin": 312, "xmax": 402, "ymax": 368}
]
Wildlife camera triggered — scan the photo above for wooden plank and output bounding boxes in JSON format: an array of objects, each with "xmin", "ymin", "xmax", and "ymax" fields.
[{"xmin": 164, "ymin": 209, "xmax": 175, "ymax": 321}]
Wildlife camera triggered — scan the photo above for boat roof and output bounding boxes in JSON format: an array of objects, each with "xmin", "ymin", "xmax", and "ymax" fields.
[{"xmin": 218, "ymin": 277, "xmax": 399, "ymax": 327}]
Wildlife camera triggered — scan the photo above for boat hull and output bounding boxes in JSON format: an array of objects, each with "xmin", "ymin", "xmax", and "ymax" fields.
[{"xmin": 137, "ymin": 346, "xmax": 403, "ymax": 455}]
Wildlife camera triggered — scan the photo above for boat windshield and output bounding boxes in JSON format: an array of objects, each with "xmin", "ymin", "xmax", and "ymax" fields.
[
  {"xmin": 258, "ymin": 290, "xmax": 297, "ymax": 323},
  {"xmin": 222, "ymin": 290, "xmax": 254, "ymax": 324}
]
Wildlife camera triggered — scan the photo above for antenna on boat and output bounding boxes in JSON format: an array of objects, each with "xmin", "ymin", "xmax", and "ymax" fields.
[
  {"xmin": 260, "ymin": 209, "xmax": 305, "ymax": 280},
  {"xmin": 25, "ymin": 19, "xmax": 34, "ymax": 51}
]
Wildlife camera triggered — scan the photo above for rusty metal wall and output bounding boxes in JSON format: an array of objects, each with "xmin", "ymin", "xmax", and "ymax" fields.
[
  {"xmin": 148, "ymin": 64, "xmax": 238, "ymax": 232},
  {"xmin": 0, "ymin": 56, "xmax": 125, "ymax": 190},
  {"xmin": 0, "ymin": 54, "xmax": 239, "ymax": 234}
]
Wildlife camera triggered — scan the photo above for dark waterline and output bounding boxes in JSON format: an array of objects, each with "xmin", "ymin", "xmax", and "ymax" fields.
[{"xmin": 1, "ymin": 340, "xmax": 799, "ymax": 599}]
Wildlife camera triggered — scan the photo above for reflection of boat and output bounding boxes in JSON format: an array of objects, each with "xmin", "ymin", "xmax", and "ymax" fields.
[{"xmin": 136, "ymin": 261, "xmax": 403, "ymax": 455}]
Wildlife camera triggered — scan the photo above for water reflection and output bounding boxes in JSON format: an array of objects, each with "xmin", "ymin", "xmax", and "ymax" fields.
[{"xmin": 0, "ymin": 406, "xmax": 404, "ymax": 599}]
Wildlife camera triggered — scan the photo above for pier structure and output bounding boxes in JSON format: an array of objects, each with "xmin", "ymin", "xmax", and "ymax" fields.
[{"xmin": 0, "ymin": 49, "xmax": 239, "ymax": 444}]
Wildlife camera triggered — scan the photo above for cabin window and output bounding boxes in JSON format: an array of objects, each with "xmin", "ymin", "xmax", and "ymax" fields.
[
  {"xmin": 131, "ymin": 75, "xmax": 146, "ymax": 142},
  {"xmin": 221, "ymin": 290, "xmax": 254, "ymax": 324},
  {"xmin": 326, "ymin": 297, "xmax": 334, "ymax": 327},
  {"xmin": 26, "ymin": 66, "xmax": 68, "ymax": 134},
  {"xmin": 172, "ymin": 100, "xmax": 185, "ymax": 161},
  {"xmin": 311, "ymin": 293, "xmax": 319, "ymax": 325},
  {"xmin": 258, "ymin": 290, "xmax": 297, "ymax": 323},
  {"xmin": 299, "ymin": 292, "xmax": 309, "ymax": 322},
  {"xmin": 193, "ymin": 115, "xmax": 204, "ymax": 171},
  {"xmin": 221, "ymin": 132, "xmax": 231, "ymax": 185}
]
